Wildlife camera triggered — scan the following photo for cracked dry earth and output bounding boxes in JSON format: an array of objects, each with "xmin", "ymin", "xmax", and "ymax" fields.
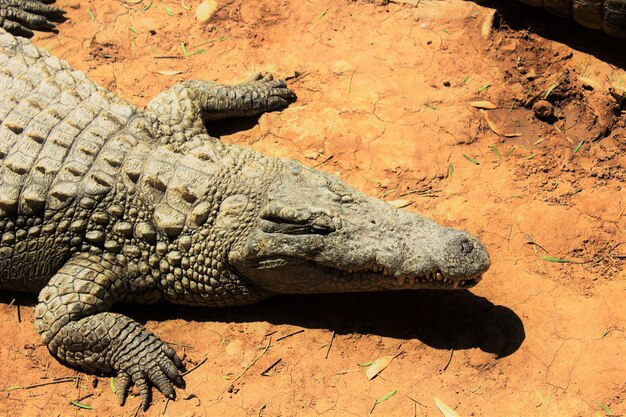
[{"xmin": 1, "ymin": 0, "xmax": 625, "ymax": 416}]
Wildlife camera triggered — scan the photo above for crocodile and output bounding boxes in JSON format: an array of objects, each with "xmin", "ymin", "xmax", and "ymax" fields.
[
  {"xmin": 516, "ymin": 0, "xmax": 626, "ymax": 39},
  {"xmin": 0, "ymin": 4, "xmax": 490, "ymax": 412}
]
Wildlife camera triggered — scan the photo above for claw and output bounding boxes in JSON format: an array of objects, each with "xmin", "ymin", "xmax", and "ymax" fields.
[
  {"xmin": 115, "ymin": 372, "xmax": 132, "ymax": 406},
  {"xmin": 132, "ymin": 375, "xmax": 151, "ymax": 411}
]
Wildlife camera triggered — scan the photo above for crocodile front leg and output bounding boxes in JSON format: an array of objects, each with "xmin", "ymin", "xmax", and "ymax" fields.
[
  {"xmin": 0, "ymin": 0, "xmax": 64, "ymax": 36},
  {"xmin": 146, "ymin": 73, "xmax": 296, "ymax": 143},
  {"xmin": 34, "ymin": 253, "xmax": 185, "ymax": 410}
]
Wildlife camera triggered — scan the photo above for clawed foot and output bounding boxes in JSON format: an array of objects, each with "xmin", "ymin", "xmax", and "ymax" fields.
[
  {"xmin": 246, "ymin": 71, "xmax": 297, "ymax": 110},
  {"xmin": 0, "ymin": 0, "xmax": 65, "ymax": 37},
  {"xmin": 114, "ymin": 333, "xmax": 186, "ymax": 411}
]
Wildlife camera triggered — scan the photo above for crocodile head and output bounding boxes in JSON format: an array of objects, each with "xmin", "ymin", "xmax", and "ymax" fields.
[{"xmin": 227, "ymin": 159, "xmax": 490, "ymax": 295}]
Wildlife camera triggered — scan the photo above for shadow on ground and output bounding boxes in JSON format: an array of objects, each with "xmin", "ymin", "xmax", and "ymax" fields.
[
  {"xmin": 472, "ymin": 0, "xmax": 626, "ymax": 69},
  {"xmin": 128, "ymin": 290, "xmax": 525, "ymax": 359}
]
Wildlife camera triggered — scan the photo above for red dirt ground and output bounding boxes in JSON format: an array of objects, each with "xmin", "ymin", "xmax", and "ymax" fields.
[{"xmin": 1, "ymin": 0, "xmax": 625, "ymax": 416}]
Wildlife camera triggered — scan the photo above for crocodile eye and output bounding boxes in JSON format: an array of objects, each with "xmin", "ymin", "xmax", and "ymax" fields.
[{"xmin": 459, "ymin": 239, "xmax": 473, "ymax": 254}]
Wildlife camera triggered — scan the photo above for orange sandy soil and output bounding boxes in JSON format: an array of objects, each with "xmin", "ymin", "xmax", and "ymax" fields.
[{"xmin": 1, "ymin": 0, "xmax": 625, "ymax": 416}]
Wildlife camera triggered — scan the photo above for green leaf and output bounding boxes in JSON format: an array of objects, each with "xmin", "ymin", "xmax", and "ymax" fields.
[
  {"xmin": 318, "ymin": 10, "xmax": 327, "ymax": 19},
  {"xmin": 448, "ymin": 162, "xmax": 454, "ymax": 178},
  {"xmin": 258, "ymin": 403, "xmax": 267, "ymax": 417},
  {"xmin": 541, "ymin": 256, "xmax": 571, "ymax": 263},
  {"xmin": 376, "ymin": 389, "xmax": 397, "ymax": 404},
  {"xmin": 358, "ymin": 361, "xmax": 375, "ymax": 367},
  {"xmin": 87, "ymin": 9, "xmax": 96, "ymax": 21},
  {"xmin": 523, "ymin": 153, "xmax": 536, "ymax": 160},
  {"xmin": 6, "ymin": 386, "xmax": 21, "ymax": 391},
  {"xmin": 505, "ymin": 145, "xmax": 515, "ymax": 157},
  {"xmin": 181, "ymin": 0, "xmax": 191, "ymax": 10},
  {"xmin": 129, "ymin": 26, "xmax": 138, "ymax": 34},
  {"xmin": 70, "ymin": 401, "xmax": 93, "ymax": 410},
  {"xmin": 463, "ymin": 154, "xmax": 480, "ymax": 165},
  {"xmin": 142, "ymin": 0, "xmax": 153, "ymax": 11},
  {"xmin": 461, "ymin": 76, "xmax": 470, "ymax": 85},
  {"xmin": 164, "ymin": 6, "xmax": 173, "ymax": 16},
  {"xmin": 424, "ymin": 102, "xmax": 437, "ymax": 110},
  {"xmin": 110, "ymin": 377, "xmax": 116, "ymax": 393}
]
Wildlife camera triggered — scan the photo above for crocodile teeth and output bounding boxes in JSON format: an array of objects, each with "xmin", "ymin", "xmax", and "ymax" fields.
[
  {"xmin": 397, "ymin": 276, "xmax": 404, "ymax": 286},
  {"xmin": 383, "ymin": 267, "xmax": 391, "ymax": 276},
  {"xmin": 372, "ymin": 264, "xmax": 380, "ymax": 272},
  {"xmin": 459, "ymin": 280, "xmax": 466, "ymax": 287},
  {"xmin": 436, "ymin": 272, "xmax": 443, "ymax": 281}
]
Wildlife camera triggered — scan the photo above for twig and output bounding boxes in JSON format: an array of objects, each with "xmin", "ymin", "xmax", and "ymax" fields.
[
  {"xmin": 276, "ymin": 329, "xmax": 304, "ymax": 341},
  {"xmin": 4, "ymin": 376, "xmax": 79, "ymax": 391},
  {"xmin": 153, "ymin": 55, "xmax": 183, "ymax": 59},
  {"xmin": 264, "ymin": 330, "xmax": 277, "ymax": 337},
  {"xmin": 260, "ymin": 358, "xmax": 282, "ymax": 376},
  {"xmin": 314, "ymin": 155, "xmax": 334, "ymax": 168},
  {"xmin": 325, "ymin": 331, "xmax": 335, "ymax": 359},
  {"xmin": 73, "ymin": 392, "xmax": 94, "ymax": 403},
  {"xmin": 8, "ymin": 298, "xmax": 20, "ymax": 323},
  {"xmin": 163, "ymin": 398, "xmax": 169, "ymax": 415},
  {"xmin": 232, "ymin": 337, "xmax": 272, "ymax": 382},
  {"xmin": 181, "ymin": 358, "xmax": 207, "ymax": 377},
  {"xmin": 133, "ymin": 402, "xmax": 141, "ymax": 417},
  {"xmin": 442, "ymin": 349, "xmax": 454, "ymax": 372}
]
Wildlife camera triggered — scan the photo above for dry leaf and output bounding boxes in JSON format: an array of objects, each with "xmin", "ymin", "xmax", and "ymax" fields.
[
  {"xmin": 481, "ymin": 9, "xmax": 496, "ymax": 40},
  {"xmin": 434, "ymin": 397, "xmax": 461, "ymax": 417},
  {"xmin": 480, "ymin": 109, "xmax": 503, "ymax": 136},
  {"xmin": 365, "ymin": 355, "xmax": 395, "ymax": 380},
  {"xmin": 196, "ymin": 0, "xmax": 217, "ymax": 22},
  {"xmin": 156, "ymin": 70, "xmax": 184, "ymax": 76},
  {"xmin": 387, "ymin": 199, "xmax": 412, "ymax": 208},
  {"xmin": 469, "ymin": 100, "xmax": 497, "ymax": 110}
]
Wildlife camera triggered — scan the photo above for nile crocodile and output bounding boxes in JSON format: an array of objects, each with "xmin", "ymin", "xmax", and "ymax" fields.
[{"xmin": 0, "ymin": 5, "xmax": 490, "ymax": 413}]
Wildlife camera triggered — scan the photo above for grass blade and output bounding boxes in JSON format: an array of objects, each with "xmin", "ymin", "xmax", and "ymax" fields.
[
  {"xmin": 463, "ymin": 154, "xmax": 480, "ymax": 165},
  {"xmin": 573, "ymin": 140, "xmax": 584, "ymax": 154},
  {"xmin": 597, "ymin": 401, "xmax": 614, "ymax": 415},
  {"xmin": 434, "ymin": 397, "xmax": 461, "ymax": 417},
  {"xmin": 489, "ymin": 144, "xmax": 502, "ymax": 160},
  {"xmin": 476, "ymin": 84, "xmax": 491, "ymax": 93},
  {"xmin": 541, "ymin": 256, "xmax": 571, "ymax": 263},
  {"xmin": 70, "ymin": 400, "xmax": 93, "ymax": 410},
  {"xmin": 376, "ymin": 389, "xmax": 397, "ymax": 404}
]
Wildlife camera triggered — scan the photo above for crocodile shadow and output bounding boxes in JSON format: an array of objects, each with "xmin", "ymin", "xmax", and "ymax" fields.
[
  {"xmin": 469, "ymin": 0, "xmax": 626, "ymax": 69},
  {"xmin": 127, "ymin": 290, "xmax": 525, "ymax": 359}
]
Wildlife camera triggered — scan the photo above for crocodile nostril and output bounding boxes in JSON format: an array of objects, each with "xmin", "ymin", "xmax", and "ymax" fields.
[{"xmin": 459, "ymin": 238, "xmax": 473, "ymax": 254}]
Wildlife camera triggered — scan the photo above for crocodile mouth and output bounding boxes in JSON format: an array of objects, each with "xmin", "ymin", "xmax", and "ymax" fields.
[
  {"xmin": 337, "ymin": 265, "xmax": 482, "ymax": 289},
  {"xmin": 252, "ymin": 257, "xmax": 482, "ymax": 290}
]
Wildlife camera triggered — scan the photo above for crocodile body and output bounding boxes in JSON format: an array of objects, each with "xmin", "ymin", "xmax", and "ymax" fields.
[
  {"xmin": 517, "ymin": 0, "xmax": 626, "ymax": 39},
  {"xmin": 0, "ymin": 6, "xmax": 490, "ymax": 413}
]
